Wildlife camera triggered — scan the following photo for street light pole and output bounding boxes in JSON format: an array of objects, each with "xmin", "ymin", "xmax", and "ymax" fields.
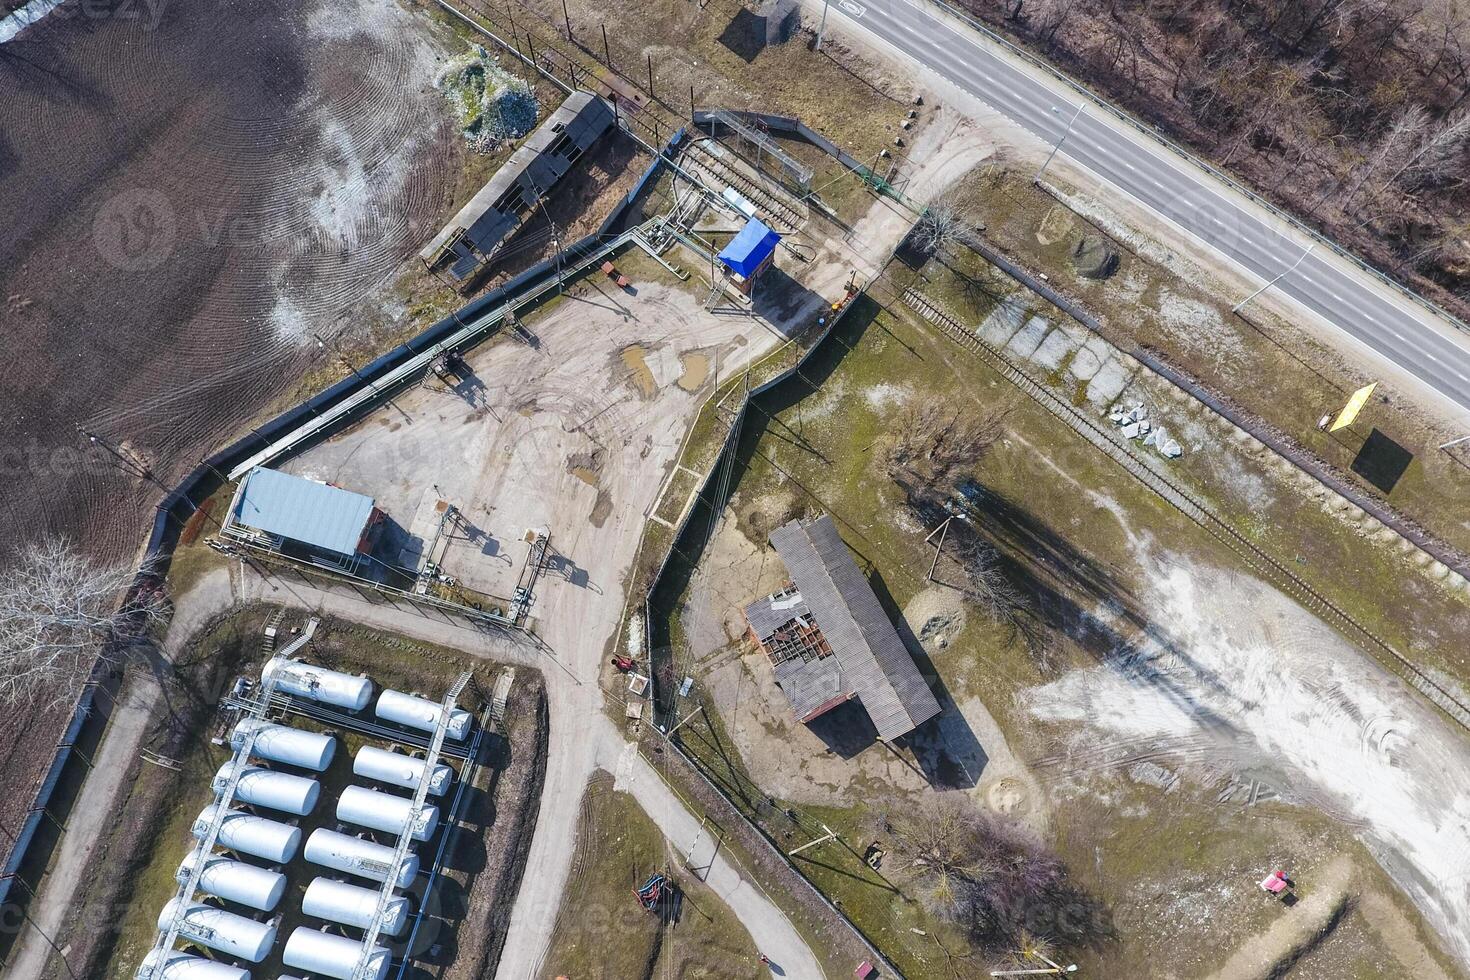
[
  {"xmin": 816, "ymin": 0, "xmax": 831, "ymax": 51},
  {"xmin": 1034, "ymin": 102, "xmax": 1083, "ymax": 183},
  {"xmin": 1233, "ymin": 242, "xmax": 1316, "ymax": 314}
]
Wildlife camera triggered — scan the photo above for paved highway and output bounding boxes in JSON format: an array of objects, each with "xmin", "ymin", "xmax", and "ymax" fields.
[{"xmin": 825, "ymin": 0, "xmax": 1470, "ymax": 413}]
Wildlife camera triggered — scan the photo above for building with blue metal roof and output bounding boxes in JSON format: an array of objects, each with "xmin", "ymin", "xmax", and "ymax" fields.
[
  {"xmin": 227, "ymin": 467, "xmax": 381, "ymax": 567},
  {"xmin": 717, "ymin": 219, "xmax": 781, "ymax": 289}
]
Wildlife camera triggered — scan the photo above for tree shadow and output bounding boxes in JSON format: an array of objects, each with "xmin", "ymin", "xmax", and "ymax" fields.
[
  {"xmin": 943, "ymin": 484, "xmax": 1244, "ymax": 737},
  {"xmin": 866, "ymin": 566, "xmax": 986, "ymax": 789}
]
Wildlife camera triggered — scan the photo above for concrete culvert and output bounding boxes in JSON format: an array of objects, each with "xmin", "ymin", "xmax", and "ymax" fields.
[{"xmin": 1071, "ymin": 234, "xmax": 1120, "ymax": 279}]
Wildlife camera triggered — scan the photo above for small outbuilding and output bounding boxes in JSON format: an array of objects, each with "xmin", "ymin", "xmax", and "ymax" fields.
[
  {"xmin": 717, "ymin": 218, "xmax": 781, "ymax": 294},
  {"xmin": 226, "ymin": 467, "xmax": 384, "ymax": 571},
  {"xmin": 745, "ymin": 515, "xmax": 941, "ymax": 741}
]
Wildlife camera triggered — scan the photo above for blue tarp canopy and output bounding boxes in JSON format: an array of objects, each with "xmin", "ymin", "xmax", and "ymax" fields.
[
  {"xmin": 717, "ymin": 219, "xmax": 780, "ymax": 278},
  {"xmin": 234, "ymin": 467, "xmax": 375, "ymax": 556}
]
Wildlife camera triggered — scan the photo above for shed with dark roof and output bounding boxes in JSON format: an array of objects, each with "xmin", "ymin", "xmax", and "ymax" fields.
[
  {"xmin": 419, "ymin": 92, "xmax": 616, "ymax": 288},
  {"xmin": 745, "ymin": 515, "xmax": 942, "ymax": 741}
]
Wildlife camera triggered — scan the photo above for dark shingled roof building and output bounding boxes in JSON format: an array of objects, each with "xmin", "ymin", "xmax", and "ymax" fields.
[
  {"xmin": 418, "ymin": 92, "xmax": 616, "ymax": 288},
  {"xmin": 744, "ymin": 515, "xmax": 942, "ymax": 741}
]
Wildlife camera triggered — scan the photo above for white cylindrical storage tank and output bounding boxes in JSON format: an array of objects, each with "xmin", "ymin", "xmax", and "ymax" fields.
[
  {"xmin": 214, "ymin": 764, "xmax": 320, "ymax": 816},
  {"xmin": 193, "ymin": 804, "xmax": 301, "ymax": 864},
  {"xmin": 231, "ymin": 719, "xmax": 336, "ymax": 772},
  {"xmin": 353, "ymin": 746, "xmax": 453, "ymax": 797},
  {"xmin": 337, "ymin": 786, "xmax": 439, "ymax": 842},
  {"xmin": 302, "ymin": 877, "xmax": 410, "ymax": 936},
  {"xmin": 374, "ymin": 689, "xmax": 472, "ymax": 739},
  {"xmin": 157, "ymin": 899, "xmax": 277, "ymax": 963},
  {"xmin": 178, "ymin": 851, "xmax": 287, "ymax": 912},
  {"xmin": 304, "ymin": 829, "xmax": 418, "ymax": 888},
  {"xmin": 136, "ymin": 948, "xmax": 250, "ymax": 980},
  {"xmin": 262, "ymin": 657, "xmax": 373, "ymax": 711},
  {"xmin": 282, "ymin": 928, "xmax": 390, "ymax": 980}
]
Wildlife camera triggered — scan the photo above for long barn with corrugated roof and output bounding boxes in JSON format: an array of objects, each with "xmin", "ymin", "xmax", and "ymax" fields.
[{"xmin": 743, "ymin": 515, "xmax": 942, "ymax": 741}]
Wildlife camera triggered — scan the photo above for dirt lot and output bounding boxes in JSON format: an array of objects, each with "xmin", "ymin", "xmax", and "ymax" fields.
[
  {"xmin": 0, "ymin": 0, "xmax": 475, "ymax": 857},
  {"xmin": 660, "ymin": 288, "xmax": 1470, "ymax": 976}
]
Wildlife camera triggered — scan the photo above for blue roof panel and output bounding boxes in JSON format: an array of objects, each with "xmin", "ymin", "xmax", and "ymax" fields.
[
  {"xmin": 717, "ymin": 219, "xmax": 780, "ymax": 278},
  {"xmin": 234, "ymin": 467, "xmax": 375, "ymax": 556}
]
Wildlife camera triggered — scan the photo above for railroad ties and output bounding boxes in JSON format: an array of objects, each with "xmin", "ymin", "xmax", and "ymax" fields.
[{"xmin": 902, "ymin": 286, "xmax": 1470, "ymax": 736}]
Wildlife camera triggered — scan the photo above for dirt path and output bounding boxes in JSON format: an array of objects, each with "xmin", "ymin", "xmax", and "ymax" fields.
[
  {"xmin": 228, "ymin": 569, "xmax": 822, "ymax": 977},
  {"xmin": 6, "ymin": 673, "xmax": 162, "ymax": 980},
  {"xmin": 1358, "ymin": 889, "xmax": 1456, "ymax": 980},
  {"xmin": 4, "ymin": 568, "xmax": 239, "ymax": 980},
  {"xmin": 1203, "ymin": 855, "xmax": 1353, "ymax": 980},
  {"xmin": 609, "ymin": 742, "xmax": 823, "ymax": 979}
]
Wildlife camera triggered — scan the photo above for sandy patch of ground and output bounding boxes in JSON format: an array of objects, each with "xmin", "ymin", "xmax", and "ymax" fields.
[{"xmin": 1025, "ymin": 536, "xmax": 1470, "ymax": 969}]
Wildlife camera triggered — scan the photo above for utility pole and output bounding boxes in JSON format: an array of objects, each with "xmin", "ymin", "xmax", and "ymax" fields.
[
  {"xmin": 925, "ymin": 514, "xmax": 955, "ymax": 582},
  {"xmin": 601, "ymin": 23, "xmax": 610, "ymax": 67},
  {"xmin": 1233, "ymin": 243, "xmax": 1316, "ymax": 313},
  {"xmin": 561, "ymin": 0, "xmax": 572, "ymax": 41},
  {"xmin": 662, "ymin": 703, "xmax": 703, "ymax": 739},
  {"xmin": 313, "ymin": 333, "xmax": 378, "ymax": 398},
  {"xmin": 690, "ymin": 83, "xmax": 696, "ymax": 121},
  {"xmin": 646, "ymin": 53, "xmax": 655, "ymax": 98},
  {"xmin": 788, "ymin": 824, "xmax": 838, "ymax": 857},
  {"xmin": 528, "ymin": 177, "xmax": 565, "ymax": 296},
  {"xmin": 1034, "ymin": 102, "xmax": 1083, "ymax": 183},
  {"xmin": 815, "ymin": 0, "xmax": 832, "ymax": 51}
]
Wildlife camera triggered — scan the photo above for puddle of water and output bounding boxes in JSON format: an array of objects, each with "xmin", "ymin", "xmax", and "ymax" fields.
[
  {"xmin": 570, "ymin": 466, "xmax": 599, "ymax": 487},
  {"xmin": 621, "ymin": 344, "xmax": 656, "ymax": 399},
  {"xmin": 677, "ymin": 352, "xmax": 710, "ymax": 392}
]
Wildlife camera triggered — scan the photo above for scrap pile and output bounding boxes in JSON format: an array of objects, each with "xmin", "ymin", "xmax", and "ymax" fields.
[
  {"xmin": 435, "ymin": 45, "xmax": 540, "ymax": 153},
  {"xmin": 1109, "ymin": 402, "xmax": 1184, "ymax": 458}
]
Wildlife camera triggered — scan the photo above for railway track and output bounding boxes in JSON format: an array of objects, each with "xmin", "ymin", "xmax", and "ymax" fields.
[
  {"xmin": 902, "ymin": 286, "xmax": 1470, "ymax": 736},
  {"xmin": 683, "ymin": 140, "xmax": 805, "ymax": 232}
]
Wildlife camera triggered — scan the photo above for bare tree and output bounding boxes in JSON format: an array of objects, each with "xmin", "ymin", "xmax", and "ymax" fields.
[
  {"xmin": 1377, "ymin": 106, "xmax": 1470, "ymax": 195},
  {"xmin": 946, "ymin": 527, "xmax": 1050, "ymax": 669},
  {"xmin": 0, "ymin": 537, "xmax": 165, "ymax": 712},
  {"xmin": 911, "ymin": 196, "xmax": 982, "ymax": 258},
  {"xmin": 883, "ymin": 401, "xmax": 1012, "ymax": 497},
  {"xmin": 886, "ymin": 798, "xmax": 1082, "ymax": 950},
  {"xmin": 1338, "ymin": 103, "xmax": 1430, "ymax": 209}
]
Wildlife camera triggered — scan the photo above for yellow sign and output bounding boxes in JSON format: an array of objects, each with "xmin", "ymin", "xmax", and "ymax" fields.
[{"xmin": 1330, "ymin": 382, "xmax": 1378, "ymax": 432}]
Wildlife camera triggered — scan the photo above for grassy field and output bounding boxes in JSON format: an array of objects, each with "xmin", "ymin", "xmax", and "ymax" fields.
[
  {"xmin": 540, "ymin": 771, "xmax": 764, "ymax": 980},
  {"xmin": 647, "ymin": 282, "xmax": 1465, "ymax": 977},
  {"xmin": 952, "ymin": 164, "xmax": 1470, "ymax": 562},
  {"xmin": 889, "ymin": 188, "xmax": 1470, "ymax": 694}
]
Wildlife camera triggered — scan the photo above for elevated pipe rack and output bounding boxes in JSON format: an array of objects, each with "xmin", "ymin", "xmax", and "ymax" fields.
[{"xmin": 349, "ymin": 671, "xmax": 472, "ymax": 980}]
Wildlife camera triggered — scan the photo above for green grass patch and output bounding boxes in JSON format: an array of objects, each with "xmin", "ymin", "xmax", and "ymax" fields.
[{"xmin": 541, "ymin": 771, "xmax": 763, "ymax": 980}]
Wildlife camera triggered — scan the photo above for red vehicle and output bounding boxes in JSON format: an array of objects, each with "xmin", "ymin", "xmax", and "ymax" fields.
[{"xmin": 601, "ymin": 260, "xmax": 631, "ymax": 289}]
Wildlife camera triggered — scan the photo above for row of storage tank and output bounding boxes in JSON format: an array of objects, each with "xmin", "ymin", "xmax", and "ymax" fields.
[{"xmin": 143, "ymin": 660, "xmax": 474, "ymax": 980}]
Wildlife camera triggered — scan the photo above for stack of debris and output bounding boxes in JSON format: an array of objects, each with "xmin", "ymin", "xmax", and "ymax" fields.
[
  {"xmin": 434, "ymin": 45, "xmax": 540, "ymax": 153},
  {"xmin": 1109, "ymin": 403, "xmax": 1183, "ymax": 458}
]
